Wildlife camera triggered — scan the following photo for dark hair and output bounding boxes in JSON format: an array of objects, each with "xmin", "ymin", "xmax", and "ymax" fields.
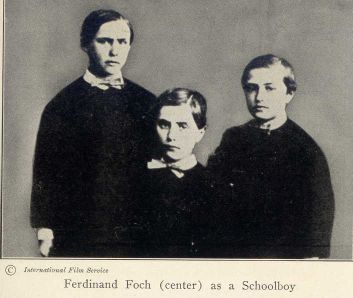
[
  {"xmin": 152, "ymin": 88, "xmax": 207, "ymax": 129},
  {"xmin": 241, "ymin": 54, "xmax": 297, "ymax": 94},
  {"xmin": 80, "ymin": 9, "xmax": 134, "ymax": 49}
]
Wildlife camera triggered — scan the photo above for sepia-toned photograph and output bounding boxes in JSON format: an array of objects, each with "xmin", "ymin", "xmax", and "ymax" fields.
[{"xmin": 1, "ymin": 0, "xmax": 352, "ymax": 260}]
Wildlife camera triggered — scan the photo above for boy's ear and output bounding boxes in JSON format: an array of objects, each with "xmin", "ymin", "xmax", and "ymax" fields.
[
  {"xmin": 195, "ymin": 126, "xmax": 206, "ymax": 143},
  {"xmin": 285, "ymin": 91, "xmax": 295, "ymax": 104},
  {"xmin": 82, "ymin": 43, "xmax": 93, "ymax": 54}
]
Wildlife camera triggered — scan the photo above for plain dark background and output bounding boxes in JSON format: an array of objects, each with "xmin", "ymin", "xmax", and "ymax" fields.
[{"xmin": 2, "ymin": 0, "xmax": 352, "ymax": 258}]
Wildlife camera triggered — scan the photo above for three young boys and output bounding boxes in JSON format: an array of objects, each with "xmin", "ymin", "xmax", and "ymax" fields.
[{"xmin": 31, "ymin": 9, "xmax": 334, "ymax": 258}]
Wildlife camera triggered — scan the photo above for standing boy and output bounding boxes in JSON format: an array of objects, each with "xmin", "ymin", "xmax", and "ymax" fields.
[
  {"xmin": 208, "ymin": 54, "xmax": 334, "ymax": 258},
  {"xmin": 31, "ymin": 9, "xmax": 156, "ymax": 257}
]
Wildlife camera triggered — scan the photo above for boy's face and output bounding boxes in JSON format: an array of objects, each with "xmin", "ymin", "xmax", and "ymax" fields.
[
  {"xmin": 156, "ymin": 105, "xmax": 205, "ymax": 162},
  {"xmin": 243, "ymin": 64, "xmax": 294, "ymax": 121},
  {"xmin": 85, "ymin": 19, "xmax": 131, "ymax": 77}
]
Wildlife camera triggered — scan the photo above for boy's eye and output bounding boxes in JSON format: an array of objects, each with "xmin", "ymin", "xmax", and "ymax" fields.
[
  {"xmin": 265, "ymin": 85, "xmax": 275, "ymax": 91},
  {"xmin": 178, "ymin": 123, "xmax": 189, "ymax": 130},
  {"xmin": 243, "ymin": 84, "xmax": 258, "ymax": 92},
  {"xmin": 96, "ymin": 38, "xmax": 106, "ymax": 44},
  {"xmin": 117, "ymin": 39, "xmax": 128, "ymax": 45},
  {"xmin": 96, "ymin": 38, "xmax": 112, "ymax": 45},
  {"xmin": 157, "ymin": 119, "xmax": 170, "ymax": 129}
]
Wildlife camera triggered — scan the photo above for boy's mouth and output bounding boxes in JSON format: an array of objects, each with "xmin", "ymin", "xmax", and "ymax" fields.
[{"xmin": 164, "ymin": 144, "xmax": 180, "ymax": 150}]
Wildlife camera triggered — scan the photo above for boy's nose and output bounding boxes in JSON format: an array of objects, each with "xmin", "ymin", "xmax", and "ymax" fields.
[
  {"xmin": 167, "ymin": 127, "xmax": 177, "ymax": 141},
  {"xmin": 255, "ymin": 90, "xmax": 264, "ymax": 103},
  {"xmin": 110, "ymin": 42, "xmax": 119, "ymax": 56}
]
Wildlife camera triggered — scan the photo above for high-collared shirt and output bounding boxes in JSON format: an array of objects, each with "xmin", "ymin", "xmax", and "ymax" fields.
[
  {"xmin": 250, "ymin": 113, "xmax": 288, "ymax": 134},
  {"xmin": 83, "ymin": 69, "xmax": 124, "ymax": 90}
]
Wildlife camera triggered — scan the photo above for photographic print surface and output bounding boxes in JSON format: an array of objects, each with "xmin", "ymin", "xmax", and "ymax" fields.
[{"xmin": 2, "ymin": 0, "xmax": 352, "ymax": 259}]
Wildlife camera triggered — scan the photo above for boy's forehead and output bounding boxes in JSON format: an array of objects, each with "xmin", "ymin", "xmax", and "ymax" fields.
[
  {"xmin": 159, "ymin": 105, "xmax": 195, "ymax": 122},
  {"xmin": 248, "ymin": 64, "xmax": 289, "ymax": 85},
  {"xmin": 96, "ymin": 19, "xmax": 131, "ymax": 38}
]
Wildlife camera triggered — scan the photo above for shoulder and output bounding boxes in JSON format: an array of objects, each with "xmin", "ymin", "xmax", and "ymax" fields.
[
  {"xmin": 207, "ymin": 123, "xmax": 250, "ymax": 165},
  {"xmin": 51, "ymin": 77, "xmax": 88, "ymax": 102},
  {"xmin": 285, "ymin": 120, "xmax": 330, "ymax": 172},
  {"xmin": 226, "ymin": 122, "xmax": 251, "ymax": 135},
  {"xmin": 286, "ymin": 119, "xmax": 325, "ymax": 156},
  {"xmin": 123, "ymin": 79, "xmax": 157, "ymax": 115},
  {"xmin": 185, "ymin": 163, "xmax": 210, "ymax": 190},
  {"xmin": 189, "ymin": 163, "xmax": 206, "ymax": 175},
  {"xmin": 218, "ymin": 121, "xmax": 253, "ymax": 146},
  {"xmin": 124, "ymin": 79, "xmax": 156, "ymax": 100},
  {"xmin": 43, "ymin": 77, "xmax": 89, "ymax": 114}
]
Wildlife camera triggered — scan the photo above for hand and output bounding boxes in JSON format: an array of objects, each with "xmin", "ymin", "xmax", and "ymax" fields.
[
  {"xmin": 39, "ymin": 239, "xmax": 53, "ymax": 257},
  {"xmin": 35, "ymin": 228, "xmax": 54, "ymax": 257}
]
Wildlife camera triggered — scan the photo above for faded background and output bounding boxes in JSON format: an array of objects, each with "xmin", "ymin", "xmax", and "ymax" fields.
[{"xmin": 2, "ymin": 0, "xmax": 352, "ymax": 258}]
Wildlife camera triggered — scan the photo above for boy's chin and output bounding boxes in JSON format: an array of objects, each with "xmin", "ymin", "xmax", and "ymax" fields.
[
  {"xmin": 163, "ymin": 155, "xmax": 180, "ymax": 163},
  {"xmin": 163, "ymin": 152, "xmax": 185, "ymax": 163}
]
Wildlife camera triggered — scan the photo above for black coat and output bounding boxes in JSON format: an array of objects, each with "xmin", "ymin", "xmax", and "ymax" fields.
[
  {"xmin": 30, "ymin": 77, "xmax": 156, "ymax": 256},
  {"xmin": 124, "ymin": 163, "xmax": 212, "ymax": 257},
  {"xmin": 207, "ymin": 119, "xmax": 335, "ymax": 258}
]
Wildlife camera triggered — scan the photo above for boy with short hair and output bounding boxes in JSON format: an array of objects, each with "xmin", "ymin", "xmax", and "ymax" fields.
[
  {"xmin": 128, "ymin": 88, "xmax": 210, "ymax": 257},
  {"xmin": 208, "ymin": 54, "xmax": 334, "ymax": 258},
  {"xmin": 31, "ymin": 9, "xmax": 156, "ymax": 257}
]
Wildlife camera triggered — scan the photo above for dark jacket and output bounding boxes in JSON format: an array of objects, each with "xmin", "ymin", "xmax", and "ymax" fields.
[
  {"xmin": 124, "ymin": 163, "xmax": 212, "ymax": 257},
  {"xmin": 207, "ymin": 119, "xmax": 335, "ymax": 258},
  {"xmin": 31, "ymin": 77, "xmax": 156, "ymax": 256}
]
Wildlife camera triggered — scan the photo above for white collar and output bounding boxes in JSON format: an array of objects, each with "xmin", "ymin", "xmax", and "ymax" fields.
[
  {"xmin": 83, "ymin": 69, "xmax": 124, "ymax": 90},
  {"xmin": 147, "ymin": 154, "xmax": 198, "ymax": 178}
]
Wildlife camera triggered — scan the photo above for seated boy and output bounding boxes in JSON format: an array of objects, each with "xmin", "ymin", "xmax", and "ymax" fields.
[{"xmin": 129, "ymin": 88, "xmax": 211, "ymax": 257}]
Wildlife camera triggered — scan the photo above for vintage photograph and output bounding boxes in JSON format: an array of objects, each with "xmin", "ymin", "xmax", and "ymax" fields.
[{"xmin": 2, "ymin": 0, "xmax": 352, "ymax": 259}]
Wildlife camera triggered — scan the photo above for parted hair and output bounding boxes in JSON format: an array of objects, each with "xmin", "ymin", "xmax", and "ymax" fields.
[
  {"xmin": 241, "ymin": 54, "xmax": 297, "ymax": 94},
  {"xmin": 80, "ymin": 9, "xmax": 134, "ymax": 49},
  {"xmin": 153, "ymin": 88, "xmax": 207, "ymax": 129}
]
